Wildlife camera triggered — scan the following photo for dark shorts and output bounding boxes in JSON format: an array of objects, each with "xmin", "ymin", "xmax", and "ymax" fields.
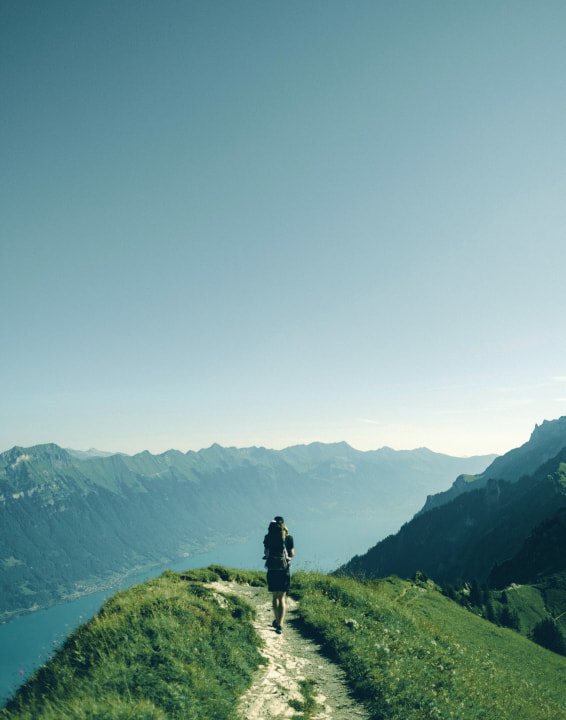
[{"xmin": 267, "ymin": 568, "xmax": 291, "ymax": 593}]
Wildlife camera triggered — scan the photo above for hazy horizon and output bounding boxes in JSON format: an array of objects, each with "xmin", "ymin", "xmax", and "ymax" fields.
[
  {"xmin": 0, "ymin": 430, "xmax": 523, "ymax": 460},
  {"xmin": 2, "ymin": 2, "xmax": 565, "ymax": 458}
]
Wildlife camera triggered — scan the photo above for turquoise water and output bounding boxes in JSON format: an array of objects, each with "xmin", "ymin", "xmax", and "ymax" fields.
[
  {"xmin": 0, "ymin": 539, "xmax": 263, "ymax": 705},
  {"xmin": 0, "ymin": 518, "xmax": 382, "ymax": 706}
]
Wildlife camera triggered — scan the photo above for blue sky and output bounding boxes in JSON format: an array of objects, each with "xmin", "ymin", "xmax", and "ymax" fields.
[{"xmin": 2, "ymin": 1, "xmax": 565, "ymax": 457}]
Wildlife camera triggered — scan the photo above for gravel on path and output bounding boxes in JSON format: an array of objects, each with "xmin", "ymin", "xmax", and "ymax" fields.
[{"xmin": 206, "ymin": 581, "xmax": 370, "ymax": 720}]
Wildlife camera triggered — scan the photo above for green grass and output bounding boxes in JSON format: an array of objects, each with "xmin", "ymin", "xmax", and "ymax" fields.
[
  {"xmin": 1, "ymin": 569, "xmax": 264, "ymax": 720},
  {"xmin": 290, "ymin": 570, "xmax": 566, "ymax": 720},
  {"xmin": 501, "ymin": 584, "xmax": 548, "ymax": 634},
  {"xmin": 4, "ymin": 566, "xmax": 566, "ymax": 720},
  {"xmin": 289, "ymin": 678, "xmax": 320, "ymax": 719}
]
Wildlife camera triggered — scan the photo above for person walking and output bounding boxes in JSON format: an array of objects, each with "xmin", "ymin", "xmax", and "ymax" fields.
[{"xmin": 263, "ymin": 516, "xmax": 294, "ymax": 634}]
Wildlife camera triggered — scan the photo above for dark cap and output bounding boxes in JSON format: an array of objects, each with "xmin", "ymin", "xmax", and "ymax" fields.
[{"xmin": 274, "ymin": 516, "xmax": 284, "ymax": 523}]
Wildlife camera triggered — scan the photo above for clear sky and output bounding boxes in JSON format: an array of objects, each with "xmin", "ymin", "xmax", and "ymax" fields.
[{"xmin": 2, "ymin": 1, "xmax": 565, "ymax": 458}]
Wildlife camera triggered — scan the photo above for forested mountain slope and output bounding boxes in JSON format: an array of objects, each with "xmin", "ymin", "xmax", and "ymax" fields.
[{"xmin": 339, "ymin": 418, "xmax": 566, "ymax": 586}]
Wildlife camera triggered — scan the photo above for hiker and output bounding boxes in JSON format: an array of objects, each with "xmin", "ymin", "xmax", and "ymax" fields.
[{"xmin": 263, "ymin": 516, "xmax": 294, "ymax": 634}]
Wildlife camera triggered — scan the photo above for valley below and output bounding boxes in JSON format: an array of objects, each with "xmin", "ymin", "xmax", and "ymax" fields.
[
  {"xmin": 4, "ymin": 418, "xmax": 566, "ymax": 717},
  {"xmin": 0, "ymin": 441, "xmax": 493, "ymax": 622}
]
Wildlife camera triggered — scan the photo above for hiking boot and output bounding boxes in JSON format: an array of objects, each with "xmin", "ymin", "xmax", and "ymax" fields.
[{"xmin": 275, "ymin": 624, "xmax": 282, "ymax": 634}]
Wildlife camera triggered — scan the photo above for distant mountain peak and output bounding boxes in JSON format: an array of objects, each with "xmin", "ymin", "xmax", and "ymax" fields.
[
  {"xmin": 66, "ymin": 448, "xmax": 122, "ymax": 460},
  {"xmin": 530, "ymin": 416, "xmax": 566, "ymax": 443}
]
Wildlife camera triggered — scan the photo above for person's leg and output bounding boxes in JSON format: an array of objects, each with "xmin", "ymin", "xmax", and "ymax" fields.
[
  {"xmin": 278, "ymin": 592, "xmax": 287, "ymax": 626},
  {"xmin": 272, "ymin": 591, "xmax": 286, "ymax": 627}
]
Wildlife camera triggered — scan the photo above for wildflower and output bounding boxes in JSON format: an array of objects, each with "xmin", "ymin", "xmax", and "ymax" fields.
[{"xmin": 19, "ymin": 670, "xmax": 24, "ymax": 676}]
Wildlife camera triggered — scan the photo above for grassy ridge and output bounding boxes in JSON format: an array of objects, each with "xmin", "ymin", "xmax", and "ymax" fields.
[
  {"xmin": 4, "ymin": 567, "xmax": 566, "ymax": 719},
  {"xmin": 1, "ymin": 569, "xmax": 265, "ymax": 720}
]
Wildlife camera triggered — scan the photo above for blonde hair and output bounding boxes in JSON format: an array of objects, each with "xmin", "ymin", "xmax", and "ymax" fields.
[{"xmin": 268, "ymin": 518, "xmax": 288, "ymax": 540}]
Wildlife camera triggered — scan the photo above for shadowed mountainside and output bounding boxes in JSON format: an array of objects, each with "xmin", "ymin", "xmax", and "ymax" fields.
[{"xmin": 339, "ymin": 417, "xmax": 566, "ymax": 586}]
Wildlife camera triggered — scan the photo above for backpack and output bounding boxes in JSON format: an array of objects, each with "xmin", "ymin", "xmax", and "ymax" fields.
[{"xmin": 264, "ymin": 521, "xmax": 289, "ymax": 570}]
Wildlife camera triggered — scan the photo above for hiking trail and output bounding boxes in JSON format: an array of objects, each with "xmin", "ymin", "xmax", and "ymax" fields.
[{"xmin": 207, "ymin": 581, "xmax": 370, "ymax": 720}]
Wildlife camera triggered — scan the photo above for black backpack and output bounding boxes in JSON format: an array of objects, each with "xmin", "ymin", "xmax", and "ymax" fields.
[{"xmin": 264, "ymin": 522, "xmax": 289, "ymax": 569}]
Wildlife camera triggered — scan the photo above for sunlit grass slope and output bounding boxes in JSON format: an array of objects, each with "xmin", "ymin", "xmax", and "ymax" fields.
[
  {"xmin": 4, "ymin": 567, "xmax": 566, "ymax": 720},
  {"xmin": 291, "ymin": 570, "xmax": 566, "ymax": 720},
  {"xmin": 1, "ymin": 568, "xmax": 265, "ymax": 720}
]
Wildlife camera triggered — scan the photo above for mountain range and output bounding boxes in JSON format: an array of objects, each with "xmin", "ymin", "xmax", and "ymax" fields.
[
  {"xmin": 0, "ymin": 441, "xmax": 493, "ymax": 621},
  {"xmin": 339, "ymin": 417, "xmax": 566, "ymax": 587}
]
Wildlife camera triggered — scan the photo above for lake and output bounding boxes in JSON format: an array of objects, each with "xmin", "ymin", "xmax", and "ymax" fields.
[
  {"xmin": 0, "ymin": 517, "xmax": 383, "ymax": 706},
  {"xmin": 0, "ymin": 538, "xmax": 265, "ymax": 705}
]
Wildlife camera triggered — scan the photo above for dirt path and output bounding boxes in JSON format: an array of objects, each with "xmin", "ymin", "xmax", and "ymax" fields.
[{"xmin": 207, "ymin": 581, "xmax": 370, "ymax": 720}]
